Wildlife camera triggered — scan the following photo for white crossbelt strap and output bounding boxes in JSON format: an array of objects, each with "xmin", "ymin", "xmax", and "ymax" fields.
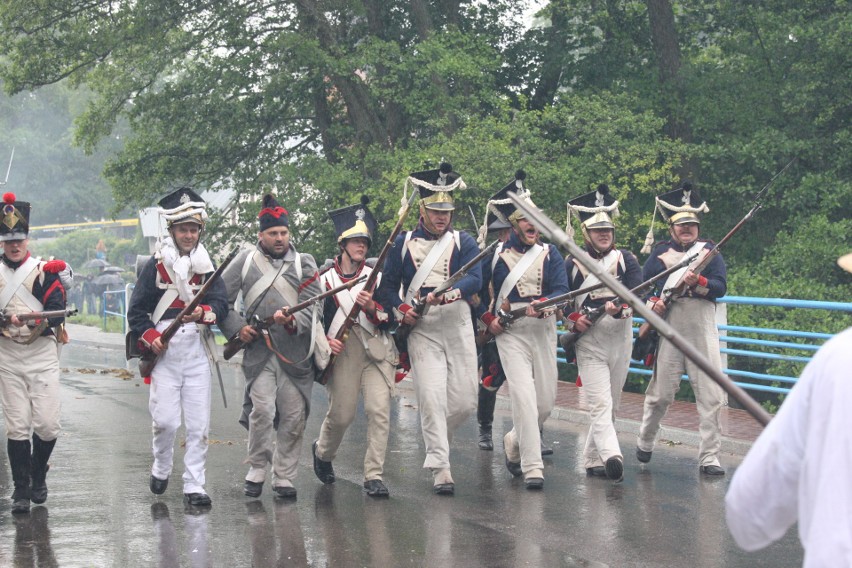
[
  {"xmin": 151, "ymin": 262, "xmax": 181, "ymax": 325},
  {"xmin": 662, "ymin": 241, "xmax": 707, "ymax": 292},
  {"xmin": 491, "ymin": 242, "xmax": 505, "ymax": 272},
  {"xmin": 324, "ymin": 269, "xmax": 377, "ymax": 337},
  {"xmin": 404, "ymin": 230, "xmax": 456, "ymax": 303},
  {"xmin": 575, "ymin": 250, "xmax": 619, "ymax": 309},
  {"xmin": 0, "ymin": 257, "xmax": 43, "ymax": 311},
  {"xmin": 242, "ymin": 250, "xmax": 302, "ymax": 311},
  {"xmin": 496, "ymin": 244, "xmax": 544, "ymax": 308}
]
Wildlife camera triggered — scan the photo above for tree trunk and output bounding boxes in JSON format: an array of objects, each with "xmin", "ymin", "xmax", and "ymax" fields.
[
  {"xmin": 646, "ymin": 0, "xmax": 695, "ymax": 177},
  {"xmin": 296, "ymin": 0, "xmax": 390, "ymax": 148},
  {"xmin": 530, "ymin": 0, "xmax": 570, "ymax": 110}
]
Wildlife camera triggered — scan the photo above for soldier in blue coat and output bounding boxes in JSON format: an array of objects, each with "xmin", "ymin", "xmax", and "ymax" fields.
[
  {"xmin": 375, "ymin": 162, "xmax": 481, "ymax": 495},
  {"xmin": 478, "ymin": 172, "xmax": 569, "ymax": 489},
  {"xmin": 636, "ymin": 182, "xmax": 728, "ymax": 475}
]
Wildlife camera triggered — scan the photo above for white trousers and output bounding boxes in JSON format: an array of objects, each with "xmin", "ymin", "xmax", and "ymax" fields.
[
  {"xmin": 409, "ymin": 300, "xmax": 478, "ymax": 470},
  {"xmin": 575, "ymin": 315, "xmax": 632, "ymax": 468},
  {"xmin": 246, "ymin": 358, "xmax": 306, "ymax": 486},
  {"xmin": 638, "ymin": 298, "xmax": 728, "ymax": 466},
  {"xmin": 316, "ymin": 328, "xmax": 393, "ymax": 481},
  {"xmin": 497, "ymin": 310, "xmax": 558, "ymax": 475},
  {"xmin": 0, "ymin": 335, "xmax": 61, "ymax": 441},
  {"xmin": 149, "ymin": 322, "xmax": 211, "ymax": 494}
]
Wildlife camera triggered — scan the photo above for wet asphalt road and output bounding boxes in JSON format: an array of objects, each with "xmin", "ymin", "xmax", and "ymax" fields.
[{"xmin": 0, "ymin": 342, "xmax": 803, "ymax": 567}]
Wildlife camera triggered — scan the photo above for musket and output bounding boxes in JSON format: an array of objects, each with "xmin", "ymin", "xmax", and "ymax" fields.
[
  {"xmin": 496, "ymin": 281, "xmax": 608, "ymax": 327},
  {"xmin": 561, "ymin": 253, "xmax": 698, "ymax": 350},
  {"xmin": 316, "ymin": 191, "xmax": 420, "ymax": 385},
  {"xmin": 0, "ymin": 147, "xmax": 14, "ymax": 186},
  {"xmin": 138, "ymin": 248, "xmax": 239, "ymax": 379},
  {"xmin": 394, "ymin": 239, "xmax": 500, "ymax": 345},
  {"xmin": 0, "ymin": 307, "xmax": 77, "ymax": 327},
  {"xmin": 637, "ymin": 158, "xmax": 796, "ymax": 341},
  {"xmin": 506, "ymin": 190, "xmax": 771, "ymax": 426},
  {"xmin": 222, "ymin": 274, "xmax": 367, "ymax": 361}
]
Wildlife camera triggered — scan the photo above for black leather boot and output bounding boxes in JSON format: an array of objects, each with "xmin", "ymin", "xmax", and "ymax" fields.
[
  {"xmin": 30, "ymin": 434, "xmax": 56, "ymax": 505},
  {"xmin": 478, "ymin": 423, "xmax": 493, "ymax": 451},
  {"xmin": 540, "ymin": 428, "xmax": 553, "ymax": 456},
  {"xmin": 8, "ymin": 439, "xmax": 32, "ymax": 514}
]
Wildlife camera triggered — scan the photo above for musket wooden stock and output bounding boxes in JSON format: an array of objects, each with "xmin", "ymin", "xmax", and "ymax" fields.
[
  {"xmin": 497, "ymin": 281, "xmax": 607, "ymax": 325},
  {"xmin": 563, "ymin": 253, "xmax": 698, "ymax": 349},
  {"xmin": 394, "ymin": 240, "xmax": 499, "ymax": 346},
  {"xmin": 316, "ymin": 191, "xmax": 420, "ymax": 385},
  {"xmin": 0, "ymin": 307, "xmax": 78, "ymax": 327},
  {"xmin": 138, "ymin": 248, "xmax": 239, "ymax": 379},
  {"xmin": 222, "ymin": 274, "xmax": 366, "ymax": 361},
  {"xmin": 637, "ymin": 160, "xmax": 795, "ymax": 342},
  {"xmin": 505, "ymin": 190, "xmax": 772, "ymax": 427}
]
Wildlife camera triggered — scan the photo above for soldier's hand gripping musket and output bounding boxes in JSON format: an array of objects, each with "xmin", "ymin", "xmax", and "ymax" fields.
[
  {"xmin": 560, "ymin": 253, "xmax": 697, "ymax": 352},
  {"xmin": 136, "ymin": 247, "xmax": 239, "ymax": 379},
  {"xmin": 315, "ymin": 191, "xmax": 419, "ymax": 386},
  {"xmin": 636, "ymin": 159, "xmax": 796, "ymax": 344},
  {"xmin": 223, "ymin": 274, "xmax": 366, "ymax": 361},
  {"xmin": 394, "ymin": 239, "xmax": 499, "ymax": 348},
  {"xmin": 0, "ymin": 307, "xmax": 77, "ymax": 328},
  {"xmin": 505, "ymin": 190, "xmax": 771, "ymax": 427}
]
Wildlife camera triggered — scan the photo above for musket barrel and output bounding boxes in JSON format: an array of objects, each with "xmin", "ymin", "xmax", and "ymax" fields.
[{"xmin": 507, "ymin": 191, "xmax": 771, "ymax": 427}]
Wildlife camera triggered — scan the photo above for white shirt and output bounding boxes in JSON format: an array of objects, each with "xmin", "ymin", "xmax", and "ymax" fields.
[{"xmin": 725, "ymin": 326, "xmax": 852, "ymax": 567}]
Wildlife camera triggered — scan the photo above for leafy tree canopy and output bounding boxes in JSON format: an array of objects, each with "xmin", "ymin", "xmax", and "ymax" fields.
[{"xmin": 0, "ymin": 0, "xmax": 848, "ymax": 303}]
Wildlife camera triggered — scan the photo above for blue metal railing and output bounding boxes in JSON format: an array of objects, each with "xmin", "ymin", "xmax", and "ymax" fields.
[
  {"xmin": 102, "ymin": 285, "xmax": 132, "ymax": 334},
  {"xmin": 557, "ymin": 295, "xmax": 852, "ymax": 396}
]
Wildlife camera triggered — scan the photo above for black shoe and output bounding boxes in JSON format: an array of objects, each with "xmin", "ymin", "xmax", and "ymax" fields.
[
  {"xmin": 11, "ymin": 487, "xmax": 30, "ymax": 515},
  {"xmin": 505, "ymin": 455, "xmax": 523, "ymax": 478},
  {"xmin": 184, "ymin": 493, "xmax": 212, "ymax": 507},
  {"xmin": 150, "ymin": 475, "xmax": 169, "ymax": 495},
  {"xmin": 272, "ymin": 486, "xmax": 297, "ymax": 500},
  {"xmin": 700, "ymin": 465, "xmax": 726, "ymax": 476},
  {"xmin": 540, "ymin": 429, "xmax": 553, "ymax": 456},
  {"xmin": 524, "ymin": 477, "xmax": 544, "ymax": 490},
  {"xmin": 605, "ymin": 456, "xmax": 624, "ymax": 481},
  {"xmin": 478, "ymin": 425, "xmax": 493, "ymax": 451},
  {"xmin": 585, "ymin": 466, "xmax": 607, "ymax": 478},
  {"xmin": 364, "ymin": 479, "xmax": 390, "ymax": 498},
  {"xmin": 636, "ymin": 448, "xmax": 652, "ymax": 463},
  {"xmin": 433, "ymin": 483, "xmax": 455, "ymax": 495},
  {"xmin": 31, "ymin": 464, "xmax": 49, "ymax": 505},
  {"xmin": 244, "ymin": 480, "xmax": 263, "ymax": 498},
  {"xmin": 312, "ymin": 441, "xmax": 336, "ymax": 484}
]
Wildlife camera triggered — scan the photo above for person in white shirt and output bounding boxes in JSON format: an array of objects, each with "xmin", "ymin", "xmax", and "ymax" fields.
[{"xmin": 725, "ymin": 252, "xmax": 852, "ymax": 567}]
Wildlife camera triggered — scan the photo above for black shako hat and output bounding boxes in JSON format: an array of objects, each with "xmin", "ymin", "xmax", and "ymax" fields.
[
  {"xmin": 158, "ymin": 187, "xmax": 208, "ymax": 227},
  {"xmin": 655, "ymin": 181, "xmax": 709, "ymax": 226},
  {"xmin": 1, "ymin": 192, "xmax": 30, "ymax": 242},
  {"xmin": 405, "ymin": 162, "xmax": 465, "ymax": 211},
  {"xmin": 566, "ymin": 184, "xmax": 619, "ymax": 232},
  {"xmin": 328, "ymin": 196, "xmax": 377, "ymax": 247}
]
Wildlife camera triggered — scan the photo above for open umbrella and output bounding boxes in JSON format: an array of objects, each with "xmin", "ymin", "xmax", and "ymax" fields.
[
  {"xmin": 83, "ymin": 258, "xmax": 111, "ymax": 269},
  {"xmin": 91, "ymin": 273, "xmax": 125, "ymax": 288}
]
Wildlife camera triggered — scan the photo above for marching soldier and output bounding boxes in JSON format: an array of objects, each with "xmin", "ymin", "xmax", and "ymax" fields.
[
  {"xmin": 127, "ymin": 188, "xmax": 228, "ymax": 508},
  {"xmin": 312, "ymin": 198, "xmax": 397, "ymax": 497},
  {"xmin": 636, "ymin": 181, "xmax": 728, "ymax": 475},
  {"xmin": 219, "ymin": 194, "xmax": 323, "ymax": 500},
  {"xmin": 375, "ymin": 162, "xmax": 481, "ymax": 495},
  {"xmin": 479, "ymin": 172, "xmax": 568, "ymax": 489},
  {"xmin": 564, "ymin": 184, "xmax": 642, "ymax": 481},
  {"xmin": 0, "ymin": 192, "xmax": 68, "ymax": 514}
]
